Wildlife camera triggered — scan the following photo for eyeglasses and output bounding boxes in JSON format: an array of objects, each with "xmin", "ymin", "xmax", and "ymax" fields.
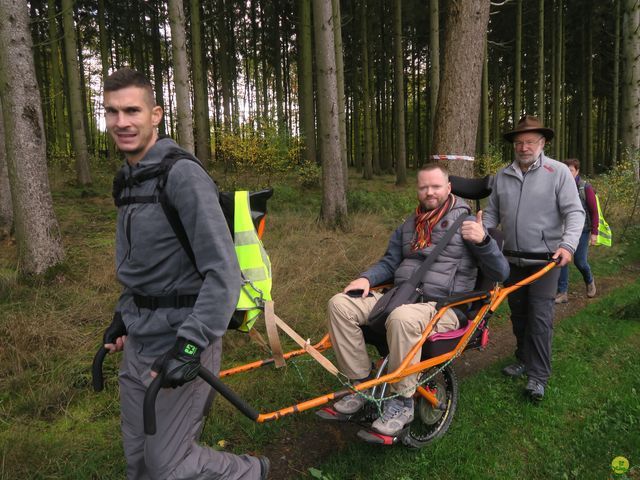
[{"xmin": 513, "ymin": 137, "xmax": 544, "ymax": 148}]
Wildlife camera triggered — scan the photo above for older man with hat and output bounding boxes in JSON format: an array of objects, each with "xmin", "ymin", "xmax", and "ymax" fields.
[{"xmin": 483, "ymin": 115, "xmax": 585, "ymax": 401}]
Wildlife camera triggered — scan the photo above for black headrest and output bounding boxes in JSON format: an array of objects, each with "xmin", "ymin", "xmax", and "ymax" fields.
[
  {"xmin": 450, "ymin": 175, "xmax": 493, "ymax": 200},
  {"xmin": 219, "ymin": 188, "xmax": 274, "ymax": 233}
]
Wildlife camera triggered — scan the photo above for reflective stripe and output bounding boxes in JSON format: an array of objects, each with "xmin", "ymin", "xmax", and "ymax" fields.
[
  {"xmin": 595, "ymin": 194, "xmax": 612, "ymax": 247},
  {"xmin": 233, "ymin": 191, "xmax": 273, "ymax": 331},
  {"xmin": 241, "ymin": 267, "xmax": 269, "ymax": 281}
]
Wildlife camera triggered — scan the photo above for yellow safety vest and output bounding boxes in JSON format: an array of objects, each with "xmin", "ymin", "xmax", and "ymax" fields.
[
  {"xmin": 233, "ymin": 191, "xmax": 273, "ymax": 332},
  {"xmin": 594, "ymin": 194, "xmax": 612, "ymax": 247}
]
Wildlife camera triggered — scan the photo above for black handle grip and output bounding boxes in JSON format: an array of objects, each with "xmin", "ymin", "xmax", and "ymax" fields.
[
  {"xmin": 92, "ymin": 347, "xmax": 108, "ymax": 392},
  {"xmin": 143, "ymin": 366, "xmax": 260, "ymax": 435}
]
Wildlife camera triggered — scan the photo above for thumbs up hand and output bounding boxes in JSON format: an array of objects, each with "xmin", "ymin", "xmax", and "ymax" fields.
[{"xmin": 461, "ymin": 210, "xmax": 488, "ymax": 245}]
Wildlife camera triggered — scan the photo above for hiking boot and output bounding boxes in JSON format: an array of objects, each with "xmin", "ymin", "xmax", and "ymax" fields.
[
  {"xmin": 525, "ymin": 378, "xmax": 545, "ymax": 401},
  {"xmin": 502, "ymin": 362, "xmax": 526, "ymax": 377},
  {"xmin": 555, "ymin": 292, "xmax": 569, "ymax": 304},
  {"xmin": 586, "ymin": 280, "xmax": 596, "ymax": 298},
  {"xmin": 258, "ymin": 456, "xmax": 270, "ymax": 480},
  {"xmin": 334, "ymin": 390, "xmax": 368, "ymax": 415},
  {"xmin": 371, "ymin": 397, "xmax": 414, "ymax": 436}
]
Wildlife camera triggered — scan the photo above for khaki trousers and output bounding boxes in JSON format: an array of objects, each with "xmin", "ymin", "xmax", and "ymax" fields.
[{"xmin": 327, "ymin": 292, "xmax": 459, "ymax": 397}]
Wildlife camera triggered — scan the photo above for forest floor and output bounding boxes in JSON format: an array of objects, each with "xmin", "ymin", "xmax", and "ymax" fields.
[{"xmin": 263, "ymin": 259, "xmax": 640, "ymax": 479}]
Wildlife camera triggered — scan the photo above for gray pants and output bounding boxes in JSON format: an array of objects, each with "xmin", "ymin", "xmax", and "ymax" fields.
[
  {"xmin": 506, "ymin": 264, "xmax": 561, "ymax": 386},
  {"xmin": 119, "ymin": 337, "xmax": 262, "ymax": 480}
]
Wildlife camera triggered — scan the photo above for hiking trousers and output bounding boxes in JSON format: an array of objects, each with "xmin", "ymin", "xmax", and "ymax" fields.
[
  {"xmin": 506, "ymin": 263, "xmax": 561, "ymax": 387},
  {"xmin": 328, "ymin": 292, "xmax": 459, "ymax": 397},
  {"xmin": 119, "ymin": 337, "xmax": 262, "ymax": 480}
]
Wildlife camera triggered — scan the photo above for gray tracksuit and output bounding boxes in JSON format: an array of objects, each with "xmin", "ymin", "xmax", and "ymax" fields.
[
  {"xmin": 113, "ymin": 138, "xmax": 262, "ymax": 479},
  {"xmin": 483, "ymin": 153, "xmax": 585, "ymax": 386}
]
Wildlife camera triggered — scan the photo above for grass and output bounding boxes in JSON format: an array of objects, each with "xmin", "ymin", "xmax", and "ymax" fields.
[{"xmin": 0, "ymin": 165, "xmax": 639, "ymax": 479}]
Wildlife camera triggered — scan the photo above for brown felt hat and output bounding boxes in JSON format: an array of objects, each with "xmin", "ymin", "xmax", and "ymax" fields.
[{"xmin": 503, "ymin": 115, "xmax": 554, "ymax": 142}]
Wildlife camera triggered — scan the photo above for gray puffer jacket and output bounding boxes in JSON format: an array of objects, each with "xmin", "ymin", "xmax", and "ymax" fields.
[
  {"xmin": 114, "ymin": 138, "xmax": 242, "ymax": 356},
  {"xmin": 361, "ymin": 197, "xmax": 509, "ymax": 300}
]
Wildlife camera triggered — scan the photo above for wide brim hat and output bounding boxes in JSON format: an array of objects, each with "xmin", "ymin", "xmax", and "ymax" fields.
[{"xmin": 503, "ymin": 115, "xmax": 554, "ymax": 142}]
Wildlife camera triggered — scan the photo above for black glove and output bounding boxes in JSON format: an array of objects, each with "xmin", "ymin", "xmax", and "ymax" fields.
[
  {"xmin": 103, "ymin": 312, "xmax": 127, "ymax": 344},
  {"xmin": 151, "ymin": 338, "xmax": 202, "ymax": 388}
]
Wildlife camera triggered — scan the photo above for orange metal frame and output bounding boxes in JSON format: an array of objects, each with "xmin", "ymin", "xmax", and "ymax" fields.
[{"xmin": 219, "ymin": 262, "xmax": 557, "ymax": 423}]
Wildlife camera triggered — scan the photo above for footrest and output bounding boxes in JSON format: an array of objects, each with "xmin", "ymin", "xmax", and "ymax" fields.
[
  {"xmin": 356, "ymin": 429, "xmax": 399, "ymax": 445},
  {"xmin": 315, "ymin": 407, "xmax": 351, "ymax": 422}
]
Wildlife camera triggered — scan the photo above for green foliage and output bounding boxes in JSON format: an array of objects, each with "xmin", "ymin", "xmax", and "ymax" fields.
[
  {"xmin": 474, "ymin": 144, "xmax": 507, "ymax": 177},
  {"xmin": 296, "ymin": 160, "xmax": 321, "ymax": 188},
  {"xmin": 589, "ymin": 151, "xmax": 640, "ymax": 225},
  {"xmin": 216, "ymin": 124, "xmax": 302, "ymax": 188}
]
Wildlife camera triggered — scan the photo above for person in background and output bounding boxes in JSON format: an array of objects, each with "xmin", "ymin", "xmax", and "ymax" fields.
[{"xmin": 555, "ymin": 158, "xmax": 597, "ymax": 304}]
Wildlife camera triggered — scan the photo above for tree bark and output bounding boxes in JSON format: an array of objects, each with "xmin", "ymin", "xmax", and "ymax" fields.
[
  {"xmin": 621, "ymin": 0, "xmax": 640, "ymax": 165},
  {"xmin": 332, "ymin": 0, "xmax": 348, "ymax": 189},
  {"xmin": 47, "ymin": 0, "xmax": 67, "ymax": 154},
  {"xmin": 537, "ymin": 0, "xmax": 545, "ymax": 122},
  {"xmin": 612, "ymin": 0, "xmax": 621, "ymax": 166},
  {"xmin": 393, "ymin": 0, "xmax": 406, "ymax": 185},
  {"xmin": 429, "ymin": 0, "xmax": 440, "ymax": 153},
  {"xmin": 431, "ymin": 0, "xmax": 490, "ymax": 177},
  {"xmin": 191, "ymin": 0, "xmax": 211, "ymax": 166},
  {"xmin": 0, "ymin": 98, "xmax": 13, "ymax": 238},
  {"xmin": 514, "ymin": 0, "xmax": 522, "ymax": 124},
  {"xmin": 0, "ymin": 0, "xmax": 64, "ymax": 273},
  {"xmin": 298, "ymin": 0, "xmax": 317, "ymax": 165},
  {"xmin": 312, "ymin": 0, "xmax": 348, "ymax": 228},
  {"xmin": 61, "ymin": 0, "xmax": 92, "ymax": 185},
  {"xmin": 168, "ymin": 0, "xmax": 195, "ymax": 152},
  {"xmin": 360, "ymin": 0, "xmax": 373, "ymax": 179}
]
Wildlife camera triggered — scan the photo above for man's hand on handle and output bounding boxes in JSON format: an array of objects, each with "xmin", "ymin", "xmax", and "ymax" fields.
[
  {"xmin": 103, "ymin": 312, "xmax": 127, "ymax": 353},
  {"xmin": 552, "ymin": 247, "xmax": 573, "ymax": 267},
  {"xmin": 150, "ymin": 338, "xmax": 202, "ymax": 387}
]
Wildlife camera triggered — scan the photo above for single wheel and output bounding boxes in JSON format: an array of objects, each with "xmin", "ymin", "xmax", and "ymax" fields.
[{"xmin": 402, "ymin": 365, "xmax": 458, "ymax": 448}]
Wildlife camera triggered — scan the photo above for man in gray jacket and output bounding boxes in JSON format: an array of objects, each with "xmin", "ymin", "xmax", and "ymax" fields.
[
  {"xmin": 327, "ymin": 164, "xmax": 509, "ymax": 436},
  {"xmin": 102, "ymin": 68, "xmax": 268, "ymax": 479},
  {"xmin": 483, "ymin": 115, "xmax": 585, "ymax": 401}
]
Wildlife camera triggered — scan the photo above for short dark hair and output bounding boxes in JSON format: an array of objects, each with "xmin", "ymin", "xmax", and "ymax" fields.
[
  {"xmin": 418, "ymin": 163, "xmax": 449, "ymax": 181},
  {"xmin": 104, "ymin": 68, "xmax": 155, "ymax": 105},
  {"xmin": 564, "ymin": 158, "xmax": 581, "ymax": 170}
]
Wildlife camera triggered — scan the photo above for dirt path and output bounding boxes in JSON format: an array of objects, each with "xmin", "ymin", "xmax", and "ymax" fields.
[{"xmin": 263, "ymin": 262, "xmax": 640, "ymax": 479}]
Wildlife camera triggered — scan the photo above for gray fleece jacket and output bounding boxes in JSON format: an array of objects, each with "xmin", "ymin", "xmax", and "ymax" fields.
[
  {"xmin": 114, "ymin": 138, "xmax": 242, "ymax": 356},
  {"xmin": 483, "ymin": 153, "xmax": 585, "ymax": 266},
  {"xmin": 361, "ymin": 197, "xmax": 509, "ymax": 299}
]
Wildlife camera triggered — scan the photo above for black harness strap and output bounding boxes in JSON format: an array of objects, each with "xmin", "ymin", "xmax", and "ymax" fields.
[
  {"xmin": 133, "ymin": 293, "xmax": 198, "ymax": 310},
  {"xmin": 112, "ymin": 146, "xmax": 208, "ymax": 280}
]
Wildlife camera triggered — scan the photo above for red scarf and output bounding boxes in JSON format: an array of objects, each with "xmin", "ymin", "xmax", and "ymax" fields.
[{"xmin": 411, "ymin": 194, "xmax": 455, "ymax": 251}]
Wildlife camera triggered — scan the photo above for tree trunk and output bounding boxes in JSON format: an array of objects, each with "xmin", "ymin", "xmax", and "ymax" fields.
[
  {"xmin": 393, "ymin": 0, "xmax": 406, "ymax": 185},
  {"xmin": 97, "ymin": 0, "xmax": 117, "ymax": 161},
  {"xmin": 481, "ymin": 39, "xmax": 489, "ymax": 155},
  {"xmin": 553, "ymin": 0, "xmax": 563, "ymax": 159},
  {"xmin": 611, "ymin": 0, "xmax": 621, "ymax": 166},
  {"xmin": 514, "ymin": 0, "xmax": 522, "ymax": 124},
  {"xmin": 332, "ymin": 0, "xmax": 348, "ymax": 189},
  {"xmin": 298, "ymin": 0, "xmax": 317, "ymax": 165},
  {"xmin": 429, "ymin": 0, "xmax": 440, "ymax": 153},
  {"xmin": 150, "ymin": 0, "xmax": 166, "ymax": 136},
  {"xmin": 313, "ymin": 0, "xmax": 348, "ymax": 228},
  {"xmin": 168, "ymin": 0, "xmax": 195, "ymax": 152},
  {"xmin": 360, "ymin": 0, "xmax": 373, "ymax": 179},
  {"xmin": 0, "ymin": 0, "xmax": 64, "ymax": 273},
  {"xmin": 431, "ymin": 0, "xmax": 490, "ymax": 177},
  {"xmin": 537, "ymin": 0, "xmax": 545, "ymax": 122},
  {"xmin": 191, "ymin": 0, "xmax": 211, "ymax": 166},
  {"xmin": 621, "ymin": 0, "xmax": 640, "ymax": 166},
  {"xmin": 586, "ymin": 6, "xmax": 594, "ymax": 173},
  {"xmin": 0, "ymin": 98, "xmax": 13, "ymax": 238},
  {"xmin": 61, "ymin": 0, "xmax": 92, "ymax": 185},
  {"xmin": 47, "ymin": 0, "xmax": 67, "ymax": 154}
]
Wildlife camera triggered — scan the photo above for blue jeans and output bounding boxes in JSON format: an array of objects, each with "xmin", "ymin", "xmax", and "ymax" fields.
[{"xmin": 557, "ymin": 230, "xmax": 593, "ymax": 293}]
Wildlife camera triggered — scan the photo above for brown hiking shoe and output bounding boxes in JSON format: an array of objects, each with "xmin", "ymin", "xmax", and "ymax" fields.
[
  {"xmin": 555, "ymin": 292, "xmax": 568, "ymax": 304},
  {"xmin": 586, "ymin": 280, "xmax": 596, "ymax": 298}
]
